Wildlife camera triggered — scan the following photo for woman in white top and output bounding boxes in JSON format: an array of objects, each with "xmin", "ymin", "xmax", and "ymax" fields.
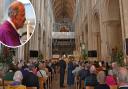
[{"xmin": 37, "ymin": 61, "xmax": 48, "ymax": 80}]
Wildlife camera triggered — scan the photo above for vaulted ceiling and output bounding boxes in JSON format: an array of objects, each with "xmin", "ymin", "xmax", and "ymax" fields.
[{"xmin": 52, "ymin": 0, "xmax": 76, "ymax": 22}]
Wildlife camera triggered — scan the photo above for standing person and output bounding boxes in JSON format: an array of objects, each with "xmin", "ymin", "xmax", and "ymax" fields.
[
  {"xmin": 85, "ymin": 65, "xmax": 98, "ymax": 87},
  {"xmin": 78, "ymin": 63, "xmax": 90, "ymax": 89},
  {"xmin": 0, "ymin": 1, "xmax": 26, "ymax": 46},
  {"xmin": 59, "ymin": 56, "xmax": 66, "ymax": 88},
  {"xmin": 67, "ymin": 59, "xmax": 75, "ymax": 88}
]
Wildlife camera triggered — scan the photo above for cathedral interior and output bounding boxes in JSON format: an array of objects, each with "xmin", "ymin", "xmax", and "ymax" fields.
[{"xmin": 0, "ymin": 0, "xmax": 128, "ymax": 89}]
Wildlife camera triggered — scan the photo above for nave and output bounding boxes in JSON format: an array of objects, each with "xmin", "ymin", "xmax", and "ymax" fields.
[{"xmin": 0, "ymin": 0, "xmax": 128, "ymax": 89}]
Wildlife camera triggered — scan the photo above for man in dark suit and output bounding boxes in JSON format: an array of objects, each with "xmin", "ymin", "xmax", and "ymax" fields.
[
  {"xmin": 59, "ymin": 56, "xmax": 66, "ymax": 88},
  {"xmin": 22, "ymin": 64, "xmax": 39, "ymax": 89},
  {"xmin": 0, "ymin": 1, "xmax": 26, "ymax": 47}
]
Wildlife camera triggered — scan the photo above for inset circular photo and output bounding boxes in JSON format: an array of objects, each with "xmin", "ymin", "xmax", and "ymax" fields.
[{"xmin": 0, "ymin": 0, "xmax": 36, "ymax": 48}]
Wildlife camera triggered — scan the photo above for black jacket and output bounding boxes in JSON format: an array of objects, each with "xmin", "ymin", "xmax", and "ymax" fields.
[{"xmin": 85, "ymin": 73, "xmax": 98, "ymax": 86}]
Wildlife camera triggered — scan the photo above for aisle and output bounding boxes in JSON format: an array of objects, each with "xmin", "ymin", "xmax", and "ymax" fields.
[{"xmin": 52, "ymin": 72, "xmax": 75, "ymax": 89}]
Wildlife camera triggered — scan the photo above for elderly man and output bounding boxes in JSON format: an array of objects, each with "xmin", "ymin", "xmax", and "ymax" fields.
[
  {"xmin": 118, "ymin": 67, "xmax": 128, "ymax": 89},
  {"xmin": 0, "ymin": 1, "xmax": 26, "ymax": 47},
  {"xmin": 95, "ymin": 71, "xmax": 110, "ymax": 89}
]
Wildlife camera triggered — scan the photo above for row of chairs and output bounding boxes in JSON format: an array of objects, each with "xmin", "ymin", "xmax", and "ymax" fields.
[
  {"xmin": 1, "ymin": 72, "xmax": 55, "ymax": 89},
  {"xmin": 75, "ymin": 77, "xmax": 118, "ymax": 89},
  {"xmin": 6, "ymin": 85, "xmax": 36, "ymax": 89}
]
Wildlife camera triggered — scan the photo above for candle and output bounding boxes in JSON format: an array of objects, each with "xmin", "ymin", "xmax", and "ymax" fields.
[{"xmin": 27, "ymin": 21, "xmax": 30, "ymax": 40}]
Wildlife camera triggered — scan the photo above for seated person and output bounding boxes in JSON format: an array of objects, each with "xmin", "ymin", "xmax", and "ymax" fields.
[
  {"xmin": 37, "ymin": 61, "xmax": 48, "ymax": 80},
  {"xmin": 3, "ymin": 64, "xmax": 16, "ymax": 81},
  {"xmin": 11, "ymin": 63, "xmax": 23, "ymax": 86},
  {"xmin": 22, "ymin": 64, "xmax": 39, "ymax": 89},
  {"xmin": 95, "ymin": 71, "xmax": 110, "ymax": 89},
  {"xmin": 106, "ymin": 70, "xmax": 117, "ymax": 86},
  {"xmin": 118, "ymin": 67, "xmax": 128, "ymax": 89}
]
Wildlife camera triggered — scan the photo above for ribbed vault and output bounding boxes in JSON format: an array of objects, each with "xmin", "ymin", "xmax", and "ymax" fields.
[{"xmin": 52, "ymin": 0, "xmax": 76, "ymax": 22}]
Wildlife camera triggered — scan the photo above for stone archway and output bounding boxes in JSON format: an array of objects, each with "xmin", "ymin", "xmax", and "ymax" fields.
[
  {"xmin": 93, "ymin": 12, "xmax": 101, "ymax": 60},
  {"xmin": 100, "ymin": 0, "xmax": 123, "ymax": 61}
]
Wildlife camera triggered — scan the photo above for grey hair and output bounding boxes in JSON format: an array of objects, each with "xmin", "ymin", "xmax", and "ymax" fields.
[
  {"xmin": 8, "ymin": 6, "xmax": 19, "ymax": 17},
  {"xmin": 108, "ymin": 70, "xmax": 113, "ymax": 75},
  {"xmin": 97, "ymin": 71, "xmax": 106, "ymax": 83},
  {"xmin": 118, "ymin": 68, "xmax": 128, "ymax": 83}
]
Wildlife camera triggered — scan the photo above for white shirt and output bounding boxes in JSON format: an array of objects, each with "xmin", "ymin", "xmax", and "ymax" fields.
[
  {"xmin": 72, "ymin": 66, "xmax": 82, "ymax": 75},
  {"xmin": 37, "ymin": 70, "xmax": 48, "ymax": 78},
  {"xmin": 13, "ymin": 70, "xmax": 23, "ymax": 82}
]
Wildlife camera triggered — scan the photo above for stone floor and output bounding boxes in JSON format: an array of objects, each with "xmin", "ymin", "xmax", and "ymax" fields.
[
  {"xmin": 0, "ymin": 72, "xmax": 75, "ymax": 89},
  {"xmin": 51, "ymin": 73, "xmax": 75, "ymax": 89}
]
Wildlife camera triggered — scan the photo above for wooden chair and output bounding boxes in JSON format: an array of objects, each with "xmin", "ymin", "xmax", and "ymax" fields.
[
  {"xmin": 38, "ymin": 77, "xmax": 45, "ymax": 89},
  {"xmin": 26, "ymin": 87, "xmax": 37, "ymax": 89},
  {"xmin": 0, "ymin": 78, "xmax": 3, "ymax": 86},
  {"xmin": 81, "ymin": 80, "xmax": 85, "ymax": 89},
  {"xmin": 6, "ymin": 85, "xmax": 26, "ymax": 89},
  {"xmin": 3, "ymin": 80, "xmax": 13, "ymax": 86},
  {"xmin": 48, "ymin": 72, "xmax": 52, "ymax": 89},
  {"xmin": 3, "ymin": 80, "xmax": 13, "ymax": 89},
  {"xmin": 49, "ymin": 73, "xmax": 52, "ymax": 88},
  {"xmin": 86, "ymin": 86, "xmax": 94, "ymax": 89},
  {"xmin": 110, "ymin": 85, "xmax": 118, "ymax": 89},
  {"xmin": 75, "ymin": 76, "xmax": 79, "ymax": 89}
]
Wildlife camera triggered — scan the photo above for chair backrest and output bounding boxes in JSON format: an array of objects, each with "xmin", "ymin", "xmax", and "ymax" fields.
[
  {"xmin": 26, "ymin": 87, "xmax": 37, "ymax": 89},
  {"xmin": 81, "ymin": 80, "xmax": 85, "ymax": 89},
  {"xmin": 86, "ymin": 86, "xmax": 94, "ymax": 89},
  {"xmin": 38, "ymin": 77, "xmax": 44, "ymax": 89},
  {"xmin": 110, "ymin": 85, "xmax": 118, "ymax": 89},
  {"xmin": 6, "ymin": 85, "xmax": 26, "ymax": 89},
  {"xmin": 3, "ymin": 80, "xmax": 13, "ymax": 86},
  {"xmin": 3, "ymin": 80, "xmax": 14, "ymax": 89}
]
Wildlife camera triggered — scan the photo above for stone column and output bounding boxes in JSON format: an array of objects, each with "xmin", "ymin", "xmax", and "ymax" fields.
[
  {"xmin": 24, "ymin": 42, "xmax": 30, "ymax": 63},
  {"xmin": 29, "ymin": 0, "xmax": 40, "ymax": 51},
  {"xmin": 87, "ymin": 0, "xmax": 97, "ymax": 52},
  {"xmin": 99, "ymin": 0, "xmax": 122, "ymax": 61},
  {"xmin": 87, "ymin": 0, "xmax": 93, "ymax": 50},
  {"xmin": 92, "ymin": 12, "xmax": 101, "ymax": 60},
  {"xmin": 0, "ymin": 0, "xmax": 4, "ymax": 24},
  {"xmin": 119, "ymin": 0, "xmax": 128, "ymax": 63},
  {"xmin": 17, "ymin": 46, "xmax": 24, "ymax": 61},
  {"xmin": 40, "ymin": 0, "xmax": 45, "ymax": 57}
]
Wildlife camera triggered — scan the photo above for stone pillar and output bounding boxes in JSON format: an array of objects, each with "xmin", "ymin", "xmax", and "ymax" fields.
[
  {"xmin": 87, "ymin": 0, "xmax": 97, "ymax": 51},
  {"xmin": 92, "ymin": 12, "xmax": 101, "ymax": 60},
  {"xmin": 0, "ymin": 0, "xmax": 4, "ymax": 23},
  {"xmin": 29, "ymin": 0, "xmax": 40, "ymax": 51},
  {"xmin": 40, "ymin": 0, "xmax": 45, "ymax": 57},
  {"xmin": 24, "ymin": 42, "xmax": 30, "ymax": 63},
  {"xmin": 17, "ymin": 43, "xmax": 29, "ymax": 63},
  {"xmin": 99, "ymin": 0, "xmax": 122, "ymax": 61},
  {"xmin": 119, "ymin": 0, "xmax": 128, "ymax": 63},
  {"xmin": 17, "ymin": 46, "xmax": 24, "ymax": 61},
  {"xmin": 119, "ymin": 0, "xmax": 128, "ymax": 38}
]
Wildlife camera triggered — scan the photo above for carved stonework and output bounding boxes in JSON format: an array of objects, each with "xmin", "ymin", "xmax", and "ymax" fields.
[{"xmin": 60, "ymin": 26, "xmax": 69, "ymax": 32}]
